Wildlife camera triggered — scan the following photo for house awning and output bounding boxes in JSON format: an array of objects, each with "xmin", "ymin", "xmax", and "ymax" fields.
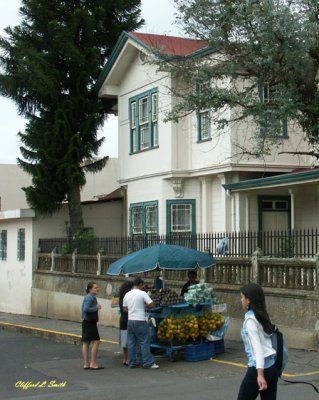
[{"xmin": 223, "ymin": 168, "xmax": 319, "ymax": 192}]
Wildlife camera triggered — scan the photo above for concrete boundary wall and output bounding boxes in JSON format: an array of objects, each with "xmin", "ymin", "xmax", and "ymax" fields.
[{"xmin": 32, "ymin": 271, "xmax": 319, "ymax": 350}]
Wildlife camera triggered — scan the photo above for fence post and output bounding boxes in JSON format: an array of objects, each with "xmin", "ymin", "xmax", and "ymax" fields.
[
  {"xmin": 97, "ymin": 249, "xmax": 104, "ymax": 276},
  {"xmin": 50, "ymin": 247, "xmax": 56, "ymax": 272},
  {"xmin": 72, "ymin": 248, "xmax": 77, "ymax": 273},
  {"xmin": 315, "ymin": 253, "xmax": 319, "ymax": 292},
  {"xmin": 35, "ymin": 248, "xmax": 41, "ymax": 271},
  {"xmin": 251, "ymin": 248, "xmax": 262, "ymax": 283}
]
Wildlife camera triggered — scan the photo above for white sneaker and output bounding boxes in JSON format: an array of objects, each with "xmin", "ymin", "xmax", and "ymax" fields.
[{"xmin": 149, "ymin": 363, "xmax": 159, "ymax": 369}]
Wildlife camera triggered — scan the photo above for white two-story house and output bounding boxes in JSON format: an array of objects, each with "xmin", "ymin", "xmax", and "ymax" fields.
[{"xmin": 96, "ymin": 32, "xmax": 319, "ymax": 246}]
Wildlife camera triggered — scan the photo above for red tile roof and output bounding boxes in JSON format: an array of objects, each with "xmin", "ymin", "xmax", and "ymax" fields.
[{"xmin": 130, "ymin": 32, "xmax": 207, "ymax": 56}]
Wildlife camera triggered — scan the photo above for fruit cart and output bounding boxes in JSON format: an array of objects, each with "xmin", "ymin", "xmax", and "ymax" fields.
[
  {"xmin": 106, "ymin": 244, "xmax": 218, "ymax": 361},
  {"xmin": 148, "ymin": 284, "xmax": 227, "ymax": 361},
  {"xmin": 148, "ymin": 302, "xmax": 215, "ymax": 360}
]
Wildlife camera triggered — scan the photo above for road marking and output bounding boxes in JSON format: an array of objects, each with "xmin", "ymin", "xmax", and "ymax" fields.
[
  {"xmin": 210, "ymin": 359, "xmax": 246, "ymax": 368},
  {"xmin": 210, "ymin": 358, "xmax": 319, "ymax": 377},
  {"xmin": 0, "ymin": 322, "xmax": 119, "ymax": 344},
  {"xmin": 2, "ymin": 321, "xmax": 319, "ymax": 377}
]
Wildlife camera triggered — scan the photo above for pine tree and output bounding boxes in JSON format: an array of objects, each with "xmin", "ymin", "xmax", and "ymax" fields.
[{"xmin": 0, "ymin": 0, "xmax": 144, "ymax": 235}]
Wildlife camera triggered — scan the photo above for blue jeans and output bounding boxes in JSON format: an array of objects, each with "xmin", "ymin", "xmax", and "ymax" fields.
[{"xmin": 127, "ymin": 320, "xmax": 154, "ymax": 368}]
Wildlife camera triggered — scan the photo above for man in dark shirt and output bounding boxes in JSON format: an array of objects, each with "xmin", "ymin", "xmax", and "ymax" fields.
[{"xmin": 181, "ymin": 271, "xmax": 199, "ymax": 297}]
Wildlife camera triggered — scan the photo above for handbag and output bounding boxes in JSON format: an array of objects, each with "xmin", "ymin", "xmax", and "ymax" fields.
[{"xmin": 86, "ymin": 310, "xmax": 99, "ymax": 323}]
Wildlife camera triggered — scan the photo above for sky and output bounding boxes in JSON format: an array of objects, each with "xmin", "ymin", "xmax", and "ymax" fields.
[{"xmin": 0, "ymin": 0, "xmax": 181, "ymax": 163}]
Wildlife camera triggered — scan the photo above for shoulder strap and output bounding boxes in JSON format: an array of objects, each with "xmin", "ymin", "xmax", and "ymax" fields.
[
  {"xmin": 274, "ymin": 328, "xmax": 283, "ymax": 377},
  {"xmin": 280, "ymin": 377, "xmax": 319, "ymax": 393}
]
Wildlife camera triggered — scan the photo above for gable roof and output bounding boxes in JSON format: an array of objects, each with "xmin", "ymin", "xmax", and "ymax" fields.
[
  {"xmin": 95, "ymin": 31, "xmax": 208, "ymax": 92},
  {"xmin": 223, "ymin": 168, "xmax": 319, "ymax": 192},
  {"xmin": 129, "ymin": 32, "xmax": 207, "ymax": 56}
]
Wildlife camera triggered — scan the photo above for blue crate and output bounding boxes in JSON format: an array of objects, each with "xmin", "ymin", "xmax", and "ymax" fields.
[
  {"xmin": 185, "ymin": 342, "xmax": 215, "ymax": 362},
  {"xmin": 213, "ymin": 339, "xmax": 225, "ymax": 354}
]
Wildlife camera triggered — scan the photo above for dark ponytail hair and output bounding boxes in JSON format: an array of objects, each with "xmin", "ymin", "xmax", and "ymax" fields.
[
  {"xmin": 240, "ymin": 283, "xmax": 275, "ymax": 335},
  {"xmin": 119, "ymin": 281, "xmax": 133, "ymax": 306},
  {"xmin": 86, "ymin": 282, "xmax": 96, "ymax": 294}
]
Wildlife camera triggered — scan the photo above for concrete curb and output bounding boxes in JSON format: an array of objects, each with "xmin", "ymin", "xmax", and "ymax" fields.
[
  {"xmin": 0, "ymin": 322, "xmax": 82, "ymax": 345},
  {"xmin": 0, "ymin": 321, "xmax": 119, "ymax": 347}
]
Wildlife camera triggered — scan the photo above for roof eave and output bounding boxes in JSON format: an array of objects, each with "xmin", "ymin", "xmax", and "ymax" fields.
[
  {"xmin": 223, "ymin": 169, "xmax": 319, "ymax": 192},
  {"xmin": 95, "ymin": 31, "xmax": 212, "ymax": 94}
]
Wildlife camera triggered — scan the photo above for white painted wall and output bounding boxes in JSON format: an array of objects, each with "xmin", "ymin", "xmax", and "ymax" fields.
[
  {"xmin": 118, "ymin": 53, "xmax": 174, "ymax": 182},
  {"xmin": 0, "ymin": 159, "xmax": 120, "ymax": 211},
  {"xmin": 34, "ymin": 201, "xmax": 123, "ymax": 240},
  {"xmin": 81, "ymin": 158, "xmax": 120, "ymax": 201},
  {"xmin": 0, "ymin": 165, "xmax": 31, "ymax": 210},
  {"xmin": 0, "ymin": 216, "xmax": 34, "ymax": 314}
]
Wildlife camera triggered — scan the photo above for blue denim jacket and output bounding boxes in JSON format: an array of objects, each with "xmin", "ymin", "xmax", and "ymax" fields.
[
  {"xmin": 81, "ymin": 293, "xmax": 98, "ymax": 321},
  {"xmin": 241, "ymin": 310, "xmax": 275, "ymax": 369}
]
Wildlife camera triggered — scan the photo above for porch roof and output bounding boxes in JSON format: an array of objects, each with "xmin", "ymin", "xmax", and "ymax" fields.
[{"xmin": 223, "ymin": 168, "xmax": 319, "ymax": 192}]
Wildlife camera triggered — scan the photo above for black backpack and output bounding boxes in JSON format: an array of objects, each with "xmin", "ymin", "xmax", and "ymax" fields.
[
  {"xmin": 271, "ymin": 328, "xmax": 288, "ymax": 377},
  {"xmin": 272, "ymin": 327, "xmax": 318, "ymax": 393}
]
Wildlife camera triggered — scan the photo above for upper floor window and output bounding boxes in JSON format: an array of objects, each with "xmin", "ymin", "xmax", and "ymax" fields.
[
  {"xmin": 17, "ymin": 228, "xmax": 25, "ymax": 261},
  {"xmin": 0, "ymin": 230, "xmax": 7, "ymax": 261},
  {"xmin": 197, "ymin": 81, "xmax": 212, "ymax": 142},
  {"xmin": 258, "ymin": 82, "xmax": 288, "ymax": 138},
  {"xmin": 129, "ymin": 88, "xmax": 158, "ymax": 153}
]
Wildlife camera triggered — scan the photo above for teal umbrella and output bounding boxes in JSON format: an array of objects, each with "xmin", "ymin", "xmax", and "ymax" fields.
[{"xmin": 107, "ymin": 244, "xmax": 215, "ymax": 275}]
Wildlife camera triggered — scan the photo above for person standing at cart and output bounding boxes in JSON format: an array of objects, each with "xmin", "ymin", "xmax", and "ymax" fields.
[
  {"xmin": 237, "ymin": 283, "xmax": 277, "ymax": 400},
  {"xmin": 181, "ymin": 270, "xmax": 199, "ymax": 297},
  {"xmin": 81, "ymin": 282, "xmax": 104, "ymax": 370},
  {"xmin": 123, "ymin": 277, "xmax": 159, "ymax": 369},
  {"xmin": 119, "ymin": 280, "xmax": 133, "ymax": 366}
]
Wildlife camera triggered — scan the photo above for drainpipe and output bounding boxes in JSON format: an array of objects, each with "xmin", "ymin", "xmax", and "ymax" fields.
[
  {"xmin": 245, "ymin": 195, "xmax": 250, "ymax": 231},
  {"xmin": 121, "ymin": 185, "xmax": 128, "ymax": 236},
  {"xmin": 231, "ymin": 192, "xmax": 236, "ymax": 231},
  {"xmin": 200, "ymin": 177, "xmax": 207, "ymax": 233},
  {"xmin": 289, "ymin": 189, "xmax": 295, "ymax": 230}
]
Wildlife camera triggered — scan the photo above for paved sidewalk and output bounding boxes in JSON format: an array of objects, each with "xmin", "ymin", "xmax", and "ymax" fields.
[{"xmin": 1, "ymin": 311, "xmax": 319, "ymax": 381}]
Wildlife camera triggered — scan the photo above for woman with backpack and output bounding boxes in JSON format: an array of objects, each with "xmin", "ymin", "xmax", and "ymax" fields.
[{"xmin": 238, "ymin": 283, "xmax": 278, "ymax": 400}]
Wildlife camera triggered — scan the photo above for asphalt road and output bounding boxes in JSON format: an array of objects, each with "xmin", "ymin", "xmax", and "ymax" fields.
[{"xmin": 1, "ymin": 330, "xmax": 319, "ymax": 400}]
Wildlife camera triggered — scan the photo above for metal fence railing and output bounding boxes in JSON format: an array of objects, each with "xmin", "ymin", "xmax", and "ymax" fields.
[{"xmin": 38, "ymin": 228, "xmax": 319, "ymax": 258}]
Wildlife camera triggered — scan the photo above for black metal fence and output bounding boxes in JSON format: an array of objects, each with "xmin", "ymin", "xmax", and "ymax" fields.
[{"xmin": 38, "ymin": 228, "xmax": 319, "ymax": 258}]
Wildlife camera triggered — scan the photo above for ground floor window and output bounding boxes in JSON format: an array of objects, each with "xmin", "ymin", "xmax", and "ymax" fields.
[
  {"xmin": 166, "ymin": 200, "xmax": 196, "ymax": 245},
  {"xmin": 130, "ymin": 201, "xmax": 158, "ymax": 237},
  {"xmin": 0, "ymin": 230, "xmax": 7, "ymax": 261},
  {"xmin": 258, "ymin": 195, "xmax": 291, "ymax": 231},
  {"xmin": 17, "ymin": 228, "xmax": 25, "ymax": 261}
]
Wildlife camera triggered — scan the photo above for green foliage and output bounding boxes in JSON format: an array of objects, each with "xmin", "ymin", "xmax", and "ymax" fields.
[
  {"xmin": 154, "ymin": 0, "xmax": 319, "ymax": 158},
  {"xmin": 0, "ymin": 0, "xmax": 144, "ymax": 232}
]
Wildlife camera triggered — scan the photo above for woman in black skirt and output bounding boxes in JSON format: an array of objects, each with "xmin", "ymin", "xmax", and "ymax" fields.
[{"xmin": 81, "ymin": 282, "xmax": 103, "ymax": 370}]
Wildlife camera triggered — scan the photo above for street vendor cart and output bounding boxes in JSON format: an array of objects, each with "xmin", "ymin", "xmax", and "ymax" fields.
[{"xmin": 107, "ymin": 244, "xmax": 226, "ymax": 361}]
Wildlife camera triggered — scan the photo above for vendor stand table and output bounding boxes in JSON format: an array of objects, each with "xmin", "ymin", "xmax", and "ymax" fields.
[{"xmin": 148, "ymin": 302, "xmax": 213, "ymax": 360}]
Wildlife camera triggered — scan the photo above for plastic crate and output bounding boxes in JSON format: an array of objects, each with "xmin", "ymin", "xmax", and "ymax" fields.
[
  {"xmin": 213, "ymin": 339, "xmax": 225, "ymax": 354},
  {"xmin": 185, "ymin": 342, "xmax": 215, "ymax": 362}
]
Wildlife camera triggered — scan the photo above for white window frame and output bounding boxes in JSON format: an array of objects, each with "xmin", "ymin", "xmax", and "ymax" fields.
[
  {"xmin": 171, "ymin": 204, "xmax": 192, "ymax": 233},
  {"xmin": 129, "ymin": 88, "xmax": 158, "ymax": 153}
]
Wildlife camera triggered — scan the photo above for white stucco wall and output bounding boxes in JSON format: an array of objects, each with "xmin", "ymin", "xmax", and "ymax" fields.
[
  {"xmin": 0, "ymin": 160, "xmax": 120, "ymax": 211},
  {"xmin": 0, "ymin": 215, "xmax": 34, "ymax": 314},
  {"xmin": 81, "ymin": 158, "xmax": 120, "ymax": 201},
  {"xmin": 0, "ymin": 165, "xmax": 31, "ymax": 211},
  {"xmin": 117, "ymin": 53, "xmax": 174, "ymax": 182},
  {"xmin": 34, "ymin": 201, "xmax": 123, "ymax": 240}
]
